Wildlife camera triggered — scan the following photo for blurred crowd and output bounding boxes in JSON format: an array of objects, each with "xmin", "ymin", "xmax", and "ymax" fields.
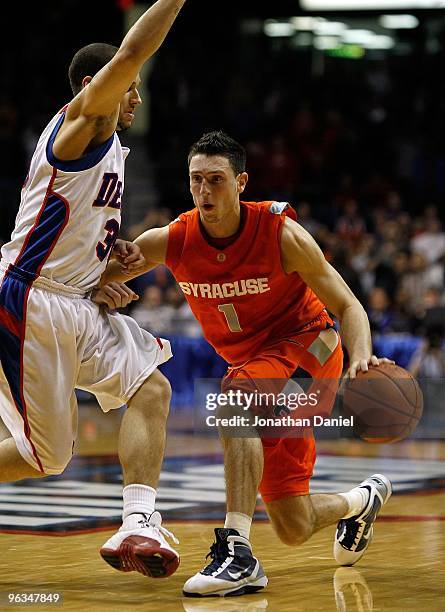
[
  {"xmin": 124, "ymin": 195, "xmax": 445, "ymax": 376},
  {"xmin": 135, "ymin": 16, "xmax": 445, "ymax": 375},
  {"xmin": 1, "ymin": 5, "xmax": 444, "ymax": 375}
]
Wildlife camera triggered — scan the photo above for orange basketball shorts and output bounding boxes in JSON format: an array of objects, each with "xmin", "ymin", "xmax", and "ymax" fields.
[{"xmin": 223, "ymin": 311, "xmax": 344, "ymax": 503}]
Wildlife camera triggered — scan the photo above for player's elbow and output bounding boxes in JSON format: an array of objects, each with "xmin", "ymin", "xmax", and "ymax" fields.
[
  {"xmin": 113, "ymin": 46, "xmax": 147, "ymax": 74},
  {"xmin": 338, "ymin": 299, "xmax": 366, "ymax": 323}
]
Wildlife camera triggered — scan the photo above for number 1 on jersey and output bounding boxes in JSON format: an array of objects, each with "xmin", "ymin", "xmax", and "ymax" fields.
[{"xmin": 218, "ymin": 303, "xmax": 242, "ymax": 332}]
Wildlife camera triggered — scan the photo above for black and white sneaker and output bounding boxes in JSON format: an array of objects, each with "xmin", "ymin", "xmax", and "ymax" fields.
[
  {"xmin": 183, "ymin": 528, "xmax": 268, "ymax": 597},
  {"xmin": 334, "ymin": 474, "xmax": 392, "ymax": 566}
]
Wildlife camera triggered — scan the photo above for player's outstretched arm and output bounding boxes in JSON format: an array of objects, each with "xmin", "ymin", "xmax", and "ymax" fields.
[
  {"xmin": 280, "ymin": 218, "xmax": 393, "ymax": 377},
  {"xmin": 99, "ymin": 225, "xmax": 169, "ymax": 286},
  {"xmin": 55, "ymin": 0, "xmax": 187, "ymax": 158},
  {"xmin": 79, "ymin": 0, "xmax": 187, "ymax": 117}
]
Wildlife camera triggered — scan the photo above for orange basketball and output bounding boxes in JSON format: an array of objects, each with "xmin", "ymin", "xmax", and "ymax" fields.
[{"xmin": 342, "ymin": 363, "xmax": 423, "ymax": 443}]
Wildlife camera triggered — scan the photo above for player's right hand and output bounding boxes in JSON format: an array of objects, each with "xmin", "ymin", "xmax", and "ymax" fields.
[{"xmin": 91, "ymin": 282, "xmax": 139, "ymax": 309}]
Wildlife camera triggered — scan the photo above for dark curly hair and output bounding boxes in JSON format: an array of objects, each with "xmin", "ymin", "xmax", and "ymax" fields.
[
  {"xmin": 68, "ymin": 43, "xmax": 119, "ymax": 95},
  {"xmin": 188, "ymin": 130, "xmax": 246, "ymax": 176}
]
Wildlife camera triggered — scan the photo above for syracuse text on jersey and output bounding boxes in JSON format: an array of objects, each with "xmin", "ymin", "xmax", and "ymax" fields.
[{"xmin": 178, "ymin": 278, "xmax": 271, "ymax": 299}]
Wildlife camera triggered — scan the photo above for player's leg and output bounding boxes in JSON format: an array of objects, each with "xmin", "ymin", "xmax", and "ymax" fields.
[
  {"xmin": 100, "ymin": 368, "xmax": 180, "ymax": 578},
  {"xmin": 265, "ymin": 475, "xmax": 392, "ymax": 566},
  {"xmin": 118, "ymin": 368, "xmax": 171, "ymax": 487},
  {"xmin": 261, "ymin": 330, "xmax": 349, "ymax": 544},
  {"xmin": 78, "ymin": 306, "xmax": 179, "ymax": 578},
  {"xmin": 266, "ymin": 318, "xmax": 392, "ymax": 564},
  {"xmin": 0, "ymin": 394, "xmax": 42, "ymax": 481},
  {"xmin": 0, "ymin": 282, "xmax": 78, "ymax": 482},
  {"xmin": 183, "ymin": 366, "xmax": 272, "ymax": 597},
  {"xmin": 222, "ymin": 435, "xmax": 263, "ymax": 519},
  {"xmin": 266, "ymin": 493, "xmax": 348, "ymax": 546},
  {"xmin": 0, "ymin": 437, "xmax": 43, "ymax": 481},
  {"xmin": 183, "ymin": 434, "xmax": 268, "ymax": 597}
]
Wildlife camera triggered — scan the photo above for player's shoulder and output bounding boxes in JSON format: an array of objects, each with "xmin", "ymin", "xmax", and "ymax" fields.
[
  {"xmin": 169, "ymin": 208, "xmax": 197, "ymax": 226},
  {"xmin": 242, "ymin": 200, "xmax": 297, "ymax": 220}
]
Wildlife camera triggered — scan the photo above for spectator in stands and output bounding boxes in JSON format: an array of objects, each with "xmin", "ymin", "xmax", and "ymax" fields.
[
  {"xmin": 334, "ymin": 197, "xmax": 367, "ymax": 248},
  {"xmin": 391, "ymin": 286, "xmax": 415, "ymax": 333},
  {"xmin": 367, "ymin": 287, "xmax": 394, "ymax": 334},
  {"xmin": 402, "ymin": 252, "xmax": 444, "ymax": 314},
  {"xmin": 295, "ymin": 200, "xmax": 322, "ymax": 238},
  {"xmin": 349, "ymin": 235, "xmax": 376, "ymax": 296},
  {"xmin": 408, "ymin": 325, "xmax": 445, "ymax": 379},
  {"xmin": 411, "ymin": 216, "xmax": 445, "ymax": 265},
  {"xmin": 265, "ymin": 134, "xmax": 299, "ymax": 201},
  {"xmin": 127, "ymin": 207, "xmax": 173, "ymax": 241},
  {"xmin": 131, "ymin": 285, "xmax": 174, "ymax": 336},
  {"xmin": 166, "ymin": 286, "xmax": 202, "ymax": 338},
  {"xmin": 413, "ymin": 287, "xmax": 445, "ymax": 333}
]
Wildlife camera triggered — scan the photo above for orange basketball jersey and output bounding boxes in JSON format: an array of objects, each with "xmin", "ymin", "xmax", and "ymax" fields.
[{"xmin": 166, "ymin": 201, "xmax": 325, "ymax": 365}]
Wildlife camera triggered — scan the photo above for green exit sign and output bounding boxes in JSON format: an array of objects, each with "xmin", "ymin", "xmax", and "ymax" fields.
[{"xmin": 326, "ymin": 44, "xmax": 365, "ymax": 58}]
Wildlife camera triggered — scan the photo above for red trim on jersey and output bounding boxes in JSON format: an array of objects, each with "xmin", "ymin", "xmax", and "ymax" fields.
[
  {"xmin": 166, "ymin": 220, "xmax": 186, "ymax": 271},
  {"xmin": 34, "ymin": 189, "xmax": 70, "ymax": 277},
  {"xmin": 18, "ymin": 282, "xmax": 44, "ymax": 473},
  {"xmin": 15, "ymin": 167, "xmax": 58, "ymax": 264},
  {"xmin": 0, "ymin": 305, "xmax": 21, "ymax": 338},
  {"xmin": 156, "ymin": 337, "xmax": 164, "ymax": 350},
  {"xmin": 9, "ymin": 167, "xmax": 60, "ymax": 474}
]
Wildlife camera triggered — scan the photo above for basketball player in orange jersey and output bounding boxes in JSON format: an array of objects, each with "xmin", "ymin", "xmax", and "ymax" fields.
[{"xmin": 96, "ymin": 131, "xmax": 394, "ymax": 597}]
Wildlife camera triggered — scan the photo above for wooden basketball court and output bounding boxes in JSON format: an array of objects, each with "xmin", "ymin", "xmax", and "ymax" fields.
[{"xmin": 1, "ymin": 405, "xmax": 444, "ymax": 611}]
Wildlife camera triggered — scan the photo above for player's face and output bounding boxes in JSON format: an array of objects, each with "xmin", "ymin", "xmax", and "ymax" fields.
[
  {"xmin": 117, "ymin": 77, "xmax": 142, "ymax": 131},
  {"xmin": 189, "ymin": 155, "xmax": 247, "ymax": 225}
]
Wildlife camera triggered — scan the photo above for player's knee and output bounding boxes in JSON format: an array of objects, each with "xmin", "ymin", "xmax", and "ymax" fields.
[
  {"xmin": 41, "ymin": 448, "xmax": 73, "ymax": 476},
  {"xmin": 274, "ymin": 517, "xmax": 313, "ymax": 546},
  {"xmin": 132, "ymin": 370, "xmax": 172, "ymax": 419}
]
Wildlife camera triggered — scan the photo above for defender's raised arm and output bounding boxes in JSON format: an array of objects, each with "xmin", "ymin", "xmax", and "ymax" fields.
[
  {"xmin": 78, "ymin": 0, "xmax": 186, "ymax": 117},
  {"xmin": 54, "ymin": 0, "xmax": 187, "ymax": 159}
]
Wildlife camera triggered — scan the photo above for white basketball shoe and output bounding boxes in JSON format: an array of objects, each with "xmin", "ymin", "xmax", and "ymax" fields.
[
  {"xmin": 100, "ymin": 511, "xmax": 180, "ymax": 578},
  {"xmin": 334, "ymin": 474, "xmax": 392, "ymax": 566}
]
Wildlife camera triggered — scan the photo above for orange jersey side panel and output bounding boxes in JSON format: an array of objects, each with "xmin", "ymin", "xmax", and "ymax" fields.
[{"xmin": 166, "ymin": 201, "xmax": 325, "ymax": 365}]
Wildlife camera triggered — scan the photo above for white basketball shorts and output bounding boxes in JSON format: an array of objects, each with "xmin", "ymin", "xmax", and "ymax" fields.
[{"xmin": 0, "ymin": 264, "xmax": 172, "ymax": 475}]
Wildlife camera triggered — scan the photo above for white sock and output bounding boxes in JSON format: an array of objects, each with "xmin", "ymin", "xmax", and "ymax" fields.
[
  {"xmin": 339, "ymin": 486, "xmax": 368, "ymax": 519},
  {"xmin": 224, "ymin": 512, "xmax": 252, "ymax": 539},
  {"xmin": 122, "ymin": 484, "xmax": 156, "ymax": 522}
]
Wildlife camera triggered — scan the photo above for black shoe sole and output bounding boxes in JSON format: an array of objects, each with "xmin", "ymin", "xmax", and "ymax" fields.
[{"xmin": 183, "ymin": 584, "xmax": 266, "ymax": 598}]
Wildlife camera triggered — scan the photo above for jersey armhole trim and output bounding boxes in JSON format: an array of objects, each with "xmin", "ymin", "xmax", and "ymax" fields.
[
  {"xmin": 277, "ymin": 215, "xmax": 293, "ymax": 277},
  {"xmin": 166, "ymin": 219, "xmax": 186, "ymax": 271},
  {"xmin": 46, "ymin": 113, "xmax": 115, "ymax": 172}
]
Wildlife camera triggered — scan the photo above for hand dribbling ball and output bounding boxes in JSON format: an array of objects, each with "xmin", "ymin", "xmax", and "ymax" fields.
[{"xmin": 342, "ymin": 363, "xmax": 423, "ymax": 443}]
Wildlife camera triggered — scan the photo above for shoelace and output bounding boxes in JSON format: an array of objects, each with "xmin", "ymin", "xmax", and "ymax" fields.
[
  {"xmin": 157, "ymin": 523, "xmax": 179, "ymax": 545},
  {"xmin": 202, "ymin": 539, "xmax": 230, "ymax": 575},
  {"xmin": 137, "ymin": 518, "xmax": 180, "ymax": 545}
]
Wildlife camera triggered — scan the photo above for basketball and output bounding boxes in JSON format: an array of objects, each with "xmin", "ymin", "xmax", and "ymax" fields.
[{"xmin": 342, "ymin": 363, "xmax": 423, "ymax": 443}]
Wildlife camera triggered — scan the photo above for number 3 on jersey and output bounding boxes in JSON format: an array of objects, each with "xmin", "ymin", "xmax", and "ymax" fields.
[
  {"xmin": 96, "ymin": 218, "xmax": 120, "ymax": 262},
  {"xmin": 218, "ymin": 303, "xmax": 242, "ymax": 332}
]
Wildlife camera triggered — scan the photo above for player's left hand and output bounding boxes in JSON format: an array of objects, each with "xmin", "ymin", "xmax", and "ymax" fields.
[
  {"xmin": 91, "ymin": 282, "xmax": 139, "ymax": 310},
  {"xmin": 113, "ymin": 239, "xmax": 146, "ymax": 275},
  {"xmin": 348, "ymin": 355, "xmax": 395, "ymax": 379}
]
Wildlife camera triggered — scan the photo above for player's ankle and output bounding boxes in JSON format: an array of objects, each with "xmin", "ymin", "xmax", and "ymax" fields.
[
  {"xmin": 122, "ymin": 483, "xmax": 156, "ymax": 521},
  {"xmin": 224, "ymin": 511, "xmax": 252, "ymax": 539},
  {"xmin": 339, "ymin": 487, "xmax": 368, "ymax": 519}
]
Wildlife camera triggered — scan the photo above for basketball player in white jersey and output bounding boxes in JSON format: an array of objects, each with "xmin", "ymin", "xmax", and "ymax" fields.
[{"xmin": 0, "ymin": 0, "xmax": 188, "ymax": 579}]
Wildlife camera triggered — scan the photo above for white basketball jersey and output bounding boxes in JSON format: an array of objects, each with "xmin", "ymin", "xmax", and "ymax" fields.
[{"xmin": 1, "ymin": 107, "xmax": 129, "ymax": 291}]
